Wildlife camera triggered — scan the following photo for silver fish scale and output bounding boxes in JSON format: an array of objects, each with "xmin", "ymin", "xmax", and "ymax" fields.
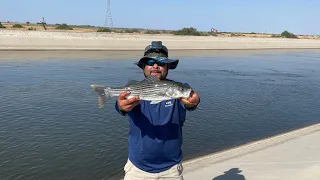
[
  {"xmin": 106, "ymin": 82, "xmax": 175, "ymax": 100},
  {"xmin": 91, "ymin": 77, "xmax": 192, "ymax": 107}
]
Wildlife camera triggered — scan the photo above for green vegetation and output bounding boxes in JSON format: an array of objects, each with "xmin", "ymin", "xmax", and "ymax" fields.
[
  {"xmin": 281, "ymin": 31, "xmax": 298, "ymax": 38},
  {"xmin": 124, "ymin": 28, "xmax": 140, "ymax": 33},
  {"xmin": 97, "ymin": 27, "xmax": 112, "ymax": 32},
  {"xmin": 0, "ymin": 22, "xmax": 6, "ymax": 28},
  {"xmin": 144, "ymin": 30, "xmax": 161, "ymax": 34},
  {"xmin": 71, "ymin": 24, "xmax": 94, "ymax": 28},
  {"xmin": 173, "ymin": 27, "xmax": 209, "ymax": 36},
  {"xmin": 12, "ymin": 24, "xmax": 23, "ymax": 28},
  {"xmin": 113, "ymin": 29, "xmax": 124, "ymax": 33},
  {"xmin": 55, "ymin": 23, "xmax": 73, "ymax": 30},
  {"xmin": 5, "ymin": 20, "xmax": 314, "ymax": 40},
  {"xmin": 27, "ymin": 27, "xmax": 36, "ymax": 31}
]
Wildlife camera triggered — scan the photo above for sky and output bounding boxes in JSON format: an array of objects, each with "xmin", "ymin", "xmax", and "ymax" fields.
[{"xmin": 1, "ymin": 0, "xmax": 319, "ymax": 35}]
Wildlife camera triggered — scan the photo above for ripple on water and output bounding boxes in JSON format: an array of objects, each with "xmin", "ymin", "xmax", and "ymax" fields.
[{"xmin": 1, "ymin": 51, "xmax": 320, "ymax": 180}]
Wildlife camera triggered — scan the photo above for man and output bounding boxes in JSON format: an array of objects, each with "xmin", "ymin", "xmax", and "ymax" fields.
[{"xmin": 115, "ymin": 41, "xmax": 200, "ymax": 180}]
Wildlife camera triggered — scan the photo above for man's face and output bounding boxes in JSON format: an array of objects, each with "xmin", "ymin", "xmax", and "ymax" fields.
[{"xmin": 143, "ymin": 59, "xmax": 169, "ymax": 80}]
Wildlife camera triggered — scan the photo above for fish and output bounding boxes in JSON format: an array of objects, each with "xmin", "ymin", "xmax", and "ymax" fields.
[{"xmin": 91, "ymin": 75, "xmax": 193, "ymax": 108}]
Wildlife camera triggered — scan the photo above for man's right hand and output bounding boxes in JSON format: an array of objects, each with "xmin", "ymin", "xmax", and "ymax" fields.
[{"xmin": 117, "ymin": 91, "xmax": 140, "ymax": 113}]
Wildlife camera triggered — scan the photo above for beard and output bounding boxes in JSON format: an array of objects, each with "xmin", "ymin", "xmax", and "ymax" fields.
[{"xmin": 144, "ymin": 70, "xmax": 167, "ymax": 80}]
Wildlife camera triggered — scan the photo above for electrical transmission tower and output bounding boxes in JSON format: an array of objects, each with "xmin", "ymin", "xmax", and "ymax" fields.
[{"xmin": 104, "ymin": 0, "xmax": 113, "ymax": 28}]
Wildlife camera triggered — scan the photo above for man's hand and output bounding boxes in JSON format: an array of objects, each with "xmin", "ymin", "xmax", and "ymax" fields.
[
  {"xmin": 117, "ymin": 91, "xmax": 140, "ymax": 112},
  {"xmin": 180, "ymin": 90, "xmax": 200, "ymax": 108}
]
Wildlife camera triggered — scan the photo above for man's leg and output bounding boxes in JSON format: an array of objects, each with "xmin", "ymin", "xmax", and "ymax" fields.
[
  {"xmin": 123, "ymin": 159, "xmax": 158, "ymax": 180},
  {"xmin": 158, "ymin": 162, "xmax": 184, "ymax": 180}
]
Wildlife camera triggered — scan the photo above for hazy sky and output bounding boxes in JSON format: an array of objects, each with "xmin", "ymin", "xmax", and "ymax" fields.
[{"xmin": 1, "ymin": 0, "xmax": 319, "ymax": 35}]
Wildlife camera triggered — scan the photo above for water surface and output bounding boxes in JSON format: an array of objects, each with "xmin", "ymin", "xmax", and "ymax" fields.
[{"xmin": 0, "ymin": 50, "xmax": 319, "ymax": 180}]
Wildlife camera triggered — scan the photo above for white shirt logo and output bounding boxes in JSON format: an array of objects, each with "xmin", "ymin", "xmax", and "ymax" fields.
[{"xmin": 165, "ymin": 101, "xmax": 173, "ymax": 107}]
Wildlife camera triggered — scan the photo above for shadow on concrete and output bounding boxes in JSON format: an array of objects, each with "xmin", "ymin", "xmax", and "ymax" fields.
[{"xmin": 212, "ymin": 168, "xmax": 246, "ymax": 180}]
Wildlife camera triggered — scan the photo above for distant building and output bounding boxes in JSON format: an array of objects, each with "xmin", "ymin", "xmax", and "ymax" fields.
[{"xmin": 211, "ymin": 28, "xmax": 218, "ymax": 33}]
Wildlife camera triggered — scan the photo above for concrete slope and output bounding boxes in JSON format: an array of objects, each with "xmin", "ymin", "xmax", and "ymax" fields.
[{"xmin": 183, "ymin": 123, "xmax": 320, "ymax": 180}]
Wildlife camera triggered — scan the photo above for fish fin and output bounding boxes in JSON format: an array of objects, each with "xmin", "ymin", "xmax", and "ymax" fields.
[
  {"xmin": 98, "ymin": 95, "xmax": 106, "ymax": 108},
  {"xmin": 150, "ymin": 100, "xmax": 162, "ymax": 104},
  {"xmin": 141, "ymin": 75, "xmax": 160, "ymax": 83},
  {"xmin": 91, "ymin": 84, "xmax": 110, "ymax": 108},
  {"xmin": 91, "ymin": 84, "xmax": 105, "ymax": 92},
  {"xmin": 125, "ymin": 80, "xmax": 139, "ymax": 86}
]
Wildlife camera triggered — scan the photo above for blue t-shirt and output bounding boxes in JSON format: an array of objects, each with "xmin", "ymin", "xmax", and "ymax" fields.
[{"xmin": 115, "ymin": 97, "xmax": 199, "ymax": 173}]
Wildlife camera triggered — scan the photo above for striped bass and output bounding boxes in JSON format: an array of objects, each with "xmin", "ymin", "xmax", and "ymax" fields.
[{"xmin": 91, "ymin": 75, "xmax": 192, "ymax": 108}]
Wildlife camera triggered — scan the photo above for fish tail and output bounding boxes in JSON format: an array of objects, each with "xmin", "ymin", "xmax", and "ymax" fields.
[
  {"xmin": 97, "ymin": 95, "xmax": 106, "ymax": 109},
  {"xmin": 91, "ymin": 84, "xmax": 111, "ymax": 108}
]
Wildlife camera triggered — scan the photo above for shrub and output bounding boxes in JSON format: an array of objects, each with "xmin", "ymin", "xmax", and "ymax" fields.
[
  {"xmin": 97, "ymin": 27, "xmax": 111, "ymax": 32},
  {"xmin": 144, "ymin": 30, "xmax": 161, "ymax": 34},
  {"xmin": 281, "ymin": 31, "xmax": 298, "ymax": 38},
  {"xmin": 55, "ymin": 23, "xmax": 73, "ymax": 30},
  {"xmin": 173, "ymin": 27, "xmax": 208, "ymax": 36},
  {"xmin": 199, "ymin": 32, "xmax": 210, "ymax": 36},
  {"xmin": 27, "ymin": 27, "xmax": 36, "ymax": 31},
  {"xmin": 114, "ymin": 29, "xmax": 124, "ymax": 33},
  {"xmin": 124, "ymin": 28, "xmax": 140, "ymax": 33},
  {"xmin": 0, "ymin": 22, "xmax": 6, "ymax": 28},
  {"xmin": 174, "ymin": 27, "xmax": 199, "ymax": 35},
  {"xmin": 12, "ymin": 24, "xmax": 24, "ymax": 28}
]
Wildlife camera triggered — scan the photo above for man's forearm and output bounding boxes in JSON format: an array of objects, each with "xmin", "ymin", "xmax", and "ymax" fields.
[{"xmin": 115, "ymin": 101, "xmax": 127, "ymax": 116}]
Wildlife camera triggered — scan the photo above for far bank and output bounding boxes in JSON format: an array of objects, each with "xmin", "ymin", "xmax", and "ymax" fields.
[{"xmin": 0, "ymin": 30, "xmax": 319, "ymax": 51}]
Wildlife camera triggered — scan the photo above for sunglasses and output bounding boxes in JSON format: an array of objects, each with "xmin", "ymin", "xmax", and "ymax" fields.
[{"xmin": 145, "ymin": 59, "xmax": 166, "ymax": 66}]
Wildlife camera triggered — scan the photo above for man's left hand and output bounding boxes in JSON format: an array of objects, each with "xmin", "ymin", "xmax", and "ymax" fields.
[{"xmin": 180, "ymin": 90, "xmax": 200, "ymax": 108}]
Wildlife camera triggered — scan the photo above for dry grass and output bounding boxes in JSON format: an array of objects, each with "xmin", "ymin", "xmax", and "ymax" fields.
[
  {"xmin": 2, "ymin": 23, "xmax": 98, "ymax": 32},
  {"xmin": 1, "ymin": 22, "xmax": 319, "ymax": 39}
]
